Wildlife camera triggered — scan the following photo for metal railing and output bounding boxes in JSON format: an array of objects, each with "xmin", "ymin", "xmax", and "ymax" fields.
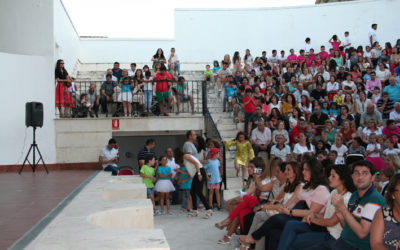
[
  {"xmin": 55, "ymin": 80, "xmax": 204, "ymax": 118},
  {"xmin": 202, "ymin": 81, "xmax": 227, "ymax": 190}
]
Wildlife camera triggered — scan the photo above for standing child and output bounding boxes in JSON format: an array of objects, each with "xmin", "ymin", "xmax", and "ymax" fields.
[
  {"xmin": 118, "ymin": 77, "xmax": 133, "ymax": 117},
  {"xmin": 365, "ymin": 133, "xmax": 386, "ymax": 171},
  {"xmin": 139, "ymin": 155, "xmax": 160, "ymax": 215},
  {"xmin": 154, "ymin": 156, "xmax": 175, "ymax": 215},
  {"xmin": 204, "ymin": 148, "xmax": 222, "ymax": 210},
  {"xmin": 226, "ymin": 81, "xmax": 237, "ymax": 112},
  {"xmin": 176, "ymin": 164, "xmax": 193, "ymax": 213},
  {"xmin": 142, "ymin": 71, "xmax": 154, "ymax": 114},
  {"xmin": 243, "ymin": 88, "xmax": 257, "ymax": 135},
  {"xmin": 224, "ymin": 131, "xmax": 255, "ymax": 187}
]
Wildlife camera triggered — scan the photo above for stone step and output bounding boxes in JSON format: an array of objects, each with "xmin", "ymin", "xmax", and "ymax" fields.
[{"xmin": 217, "ymin": 124, "xmax": 237, "ymax": 131}]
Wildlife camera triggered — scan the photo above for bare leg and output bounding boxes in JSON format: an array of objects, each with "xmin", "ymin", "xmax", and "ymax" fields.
[
  {"xmin": 123, "ymin": 102, "xmax": 128, "ymax": 116},
  {"xmin": 159, "ymin": 100, "xmax": 164, "ymax": 115},
  {"xmin": 187, "ymin": 196, "xmax": 192, "ymax": 210},
  {"xmin": 215, "ymin": 188, "xmax": 221, "ymax": 208},
  {"xmin": 176, "ymin": 96, "xmax": 180, "ymax": 113},
  {"xmin": 166, "ymin": 192, "xmax": 171, "ymax": 211},
  {"xmin": 208, "ymin": 188, "xmax": 214, "ymax": 209},
  {"xmin": 65, "ymin": 107, "xmax": 70, "ymax": 117},
  {"xmin": 166, "ymin": 97, "xmax": 172, "ymax": 115},
  {"xmin": 128, "ymin": 102, "xmax": 132, "ymax": 116},
  {"xmin": 150, "ymin": 196, "xmax": 156, "ymax": 210},
  {"xmin": 189, "ymin": 96, "xmax": 194, "ymax": 112},
  {"xmin": 160, "ymin": 193, "xmax": 164, "ymax": 212}
]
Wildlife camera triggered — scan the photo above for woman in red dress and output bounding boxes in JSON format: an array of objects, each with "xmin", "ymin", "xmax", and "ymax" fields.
[{"xmin": 55, "ymin": 59, "xmax": 73, "ymax": 118}]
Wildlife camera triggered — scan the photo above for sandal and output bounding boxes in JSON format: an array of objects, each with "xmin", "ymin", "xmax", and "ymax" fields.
[
  {"xmin": 203, "ymin": 209, "xmax": 213, "ymax": 219},
  {"xmin": 214, "ymin": 219, "xmax": 230, "ymax": 230},
  {"xmin": 187, "ymin": 210, "xmax": 198, "ymax": 218},
  {"xmin": 217, "ymin": 235, "xmax": 231, "ymax": 245},
  {"xmin": 238, "ymin": 235, "xmax": 255, "ymax": 246}
]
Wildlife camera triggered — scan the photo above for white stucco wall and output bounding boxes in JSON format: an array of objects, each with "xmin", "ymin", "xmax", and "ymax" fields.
[
  {"xmin": 79, "ymin": 0, "xmax": 399, "ymax": 63},
  {"xmin": 0, "ymin": 0, "xmax": 56, "ymax": 165},
  {"xmin": 54, "ymin": 0, "xmax": 81, "ymax": 75}
]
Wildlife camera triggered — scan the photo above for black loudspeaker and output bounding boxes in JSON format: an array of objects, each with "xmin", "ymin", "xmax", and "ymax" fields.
[{"xmin": 25, "ymin": 102, "xmax": 43, "ymax": 128}]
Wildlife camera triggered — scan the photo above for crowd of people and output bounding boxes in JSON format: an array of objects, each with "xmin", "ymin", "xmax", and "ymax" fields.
[
  {"xmin": 99, "ymin": 131, "xmax": 223, "ymax": 218},
  {"xmin": 55, "ymin": 47, "xmax": 195, "ymax": 118},
  {"xmin": 71, "ymin": 23, "xmax": 400, "ymax": 250}
]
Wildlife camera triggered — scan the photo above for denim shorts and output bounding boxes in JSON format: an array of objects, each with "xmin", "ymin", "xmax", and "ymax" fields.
[
  {"xmin": 147, "ymin": 188, "xmax": 154, "ymax": 198},
  {"xmin": 182, "ymin": 189, "xmax": 191, "ymax": 198}
]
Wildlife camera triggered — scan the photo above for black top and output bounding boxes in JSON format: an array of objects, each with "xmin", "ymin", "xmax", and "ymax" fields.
[
  {"xmin": 55, "ymin": 69, "xmax": 68, "ymax": 80},
  {"xmin": 310, "ymin": 89, "xmax": 327, "ymax": 101}
]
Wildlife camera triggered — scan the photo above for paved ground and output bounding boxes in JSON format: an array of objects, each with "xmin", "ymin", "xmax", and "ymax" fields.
[
  {"xmin": 0, "ymin": 170, "xmax": 95, "ymax": 249},
  {"xmin": 154, "ymin": 205, "xmax": 241, "ymax": 250}
]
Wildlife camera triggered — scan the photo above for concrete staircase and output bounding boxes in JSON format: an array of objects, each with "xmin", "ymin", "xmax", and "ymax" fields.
[{"xmin": 205, "ymin": 83, "xmax": 245, "ymax": 192}]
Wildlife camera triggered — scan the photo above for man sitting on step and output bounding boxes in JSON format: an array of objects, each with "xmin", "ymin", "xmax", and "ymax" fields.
[{"xmin": 250, "ymin": 120, "xmax": 272, "ymax": 157}]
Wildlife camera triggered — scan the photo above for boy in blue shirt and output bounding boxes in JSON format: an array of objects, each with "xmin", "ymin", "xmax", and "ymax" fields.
[
  {"xmin": 204, "ymin": 148, "xmax": 222, "ymax": 210},
  {"xmin": 176, "ymin": 165, "xmax": 193, "ymax": 212}
]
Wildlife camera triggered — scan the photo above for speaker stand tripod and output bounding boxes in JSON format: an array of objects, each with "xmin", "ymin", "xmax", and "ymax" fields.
[{"xmin": 19, "ymin": 127, "xmax": 49, "ymax": 174}]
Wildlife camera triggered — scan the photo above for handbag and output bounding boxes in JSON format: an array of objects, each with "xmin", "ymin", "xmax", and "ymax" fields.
[{"xmin": 183, "ymin": 155, "xmax": 202, "ymax": 178}]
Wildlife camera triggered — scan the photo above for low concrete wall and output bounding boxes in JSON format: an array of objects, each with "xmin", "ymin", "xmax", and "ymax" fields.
[
  {"xmin": 55, "ymin": 116, "xmax": 204, "ymax": 163},
  {"xmin": 26, "ymin": 171, "xmax": 170, "ymax": 250}
]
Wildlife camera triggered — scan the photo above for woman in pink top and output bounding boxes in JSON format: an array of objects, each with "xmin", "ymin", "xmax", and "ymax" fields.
[
  {"xmin": 239, "ymin": 157, "xmax": 330, "ymax": 248},
  {"xmin": 329, "ymin": 35, "xmax": 341, "ymax": 51}
]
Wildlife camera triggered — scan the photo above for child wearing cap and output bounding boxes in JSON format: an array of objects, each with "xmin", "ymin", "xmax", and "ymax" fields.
[{"xmin": 204, "ymin": 148, "xmax": 222, "ymax": 210}]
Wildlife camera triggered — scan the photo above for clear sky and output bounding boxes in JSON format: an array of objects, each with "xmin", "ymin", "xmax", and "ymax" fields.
[{"xmin": 62, "ymin": 0, "xmax": 315, "ymax": 38}]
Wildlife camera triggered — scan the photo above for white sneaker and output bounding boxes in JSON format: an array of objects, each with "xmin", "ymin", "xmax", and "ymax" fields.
[{"xmin": 153, "ymin": 210, "xmax": 161, "ymax": 216}]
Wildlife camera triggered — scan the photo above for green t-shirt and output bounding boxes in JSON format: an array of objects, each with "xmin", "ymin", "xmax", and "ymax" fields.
[
  {"xmin": 340, "ymin": 185, "xmax": 386, "ymax": 250},
  {"xmin": 140, "ymin": 164, "xmax": 155, "ymax": 188},
  {"xmin": 176, "ymin": 83, "xmax": 188, "ymax": 94},
  {"xmin": 204, "ymin": 69, "xmax": 213, "ymax": 76}
]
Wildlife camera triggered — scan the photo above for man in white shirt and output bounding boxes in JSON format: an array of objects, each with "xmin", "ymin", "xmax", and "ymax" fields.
[
  {"xmin": 314, "ymin": 65, "xmax": 330, "ymax": 82},
  {"xmin": 390, "ymin": 102, "xmax": 400, "ymax": 127},
  {"xmin": 270, "ymin": 135, "xmax": 291, "ymax": 161},
  {"xmin": 368, "ymin": 24, "xmax": 378, "ymax": 47},
  {"xmin": 168, "ymin": 48, "xmax": 180, "ymax": 75},
  {"xmin": 293, "ymin": 83, "xmax": 310, "ymax": 103},
  {"xmin": 128, "ymin": 63, "xmax": 137, "ymax": 77},
  {"xmin": 343, "ymin": 31, "xmax": 352, "ymax": 49},
  {"xmin": 269, "ymin": 50, "xmax": 279, "ymax": 64},
  {"xmin": 278, "ymin": 50, "xmax": 287, "ymax": 63},
  {"xmin": 99, "ymin": 138, "xmax": 119, "ymax": 175},
  {"xmin": 103, "ymin": 69, "xmax": 118, "ymax": 82},
  {"xmin": 251, "ymin": 122, "xmax": 271, "ymax": 157}
]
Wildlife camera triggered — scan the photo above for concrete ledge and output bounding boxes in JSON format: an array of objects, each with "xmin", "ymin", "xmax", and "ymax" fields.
[
  {"xmin": 88, "ymin": 203, "xmax": 153, "ymax": 230},
  {"xmin": 26, "ymin": 170, "xmax": 169, "ymax": 250},
  {"xmin": 102, "ymin": 183, "xmax": 147, "ymax": 200}
]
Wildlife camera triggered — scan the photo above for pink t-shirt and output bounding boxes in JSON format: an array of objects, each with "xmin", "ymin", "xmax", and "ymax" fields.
[
  {"xmin": 287, "ymin": 54, "xmax": 298, "ymax": 61},
  {"xmin": 308, "ymin": 54, "xmax": 317, "ymax": 61},
  {"xmin": 331, "ymin": 41, "xmax": 341, "ymax": 51},
  {"xmin": 319, "ymin": 51, "xmax": 329, "ymax": 60},
  {"xmin": 297, "ymin": 185, "xmax": 330, "ymax": 214},
  {"xmin": 298, "ymin": 55, "xmax": 305, "ymax": 63},
  {"xmin": 382, "ymin": 126, "xmax": 400, "ymax": 139},
  {"xmin": 365, "ymin": 78, "xmax": 382, "ymax": 92}
]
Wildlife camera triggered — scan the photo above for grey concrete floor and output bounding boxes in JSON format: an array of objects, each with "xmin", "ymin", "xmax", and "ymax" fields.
[{"xmin": 154, "ymin": 205, "xmax": 241, "ymax": 250}]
